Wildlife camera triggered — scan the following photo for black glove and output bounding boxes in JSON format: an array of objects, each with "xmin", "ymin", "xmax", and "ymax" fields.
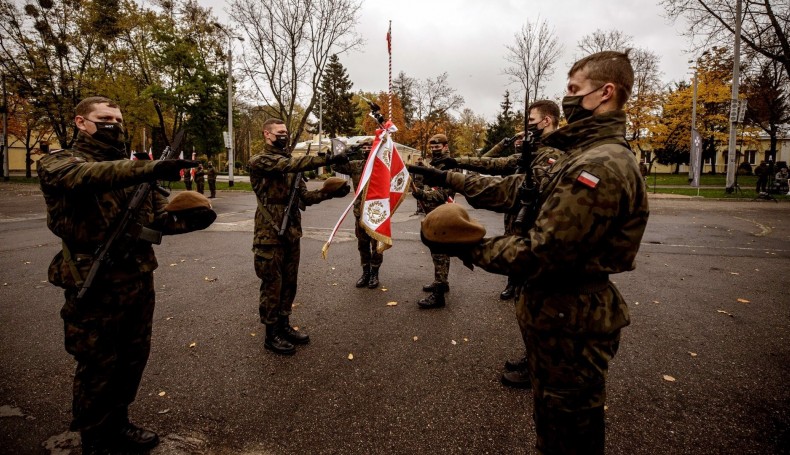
[
  {"xmin": 332, "ymin": 183, "xmax": 351, "ymax": 198},
  {"xmin": 153, "ymin": 159, "xmax": 200, "ymax": 181},
  {"xmin": 420, "ymin": 231, "xmax": 475, "ymax": 270},
  {"xmin": 407, "ymin": 165, "xmax": 448, "ymax": 187},
  {"xmin": 431, "ymin": 156, "xmax": 458, "ymax": 170},
  {"xmin": 327, "ymin": 152, "xmax": 350, "ymax": 166}
]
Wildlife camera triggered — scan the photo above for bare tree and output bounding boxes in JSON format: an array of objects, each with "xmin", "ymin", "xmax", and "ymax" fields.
[
  {"xmin": 503, "ymin": 17, "xmax": 563, "ymax": 105},
  {"xmin": 230, "ymin": 0, "xmax": 363, "ymax": 146},
  {"xmin": 577, "ymin": 29, "xmax": 633, "ymax": 55},
  {"xmin": 626, "ymin": 48, "xmax": 664, "ymax": 157},
  {"xmin": 661, "ymin": 0, "xmax": 790, "ymax": 80},
  {"xmin": 0, "ymin": 0, "xmax": 105, "ymax": 148},
  {"xmin": 411, "ymin": 73, "xmax": 465, "ymax": 150}
]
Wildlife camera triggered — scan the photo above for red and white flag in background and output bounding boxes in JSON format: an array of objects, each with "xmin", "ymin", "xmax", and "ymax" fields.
[{"xmin": 322, "ymin": 120, "xmax": 410, "ymax": 258}]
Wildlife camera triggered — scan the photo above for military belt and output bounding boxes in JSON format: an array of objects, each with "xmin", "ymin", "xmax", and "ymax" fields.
[{"xmin": 526, "ymin": 274, "xmax": 610, "ymax": 294}]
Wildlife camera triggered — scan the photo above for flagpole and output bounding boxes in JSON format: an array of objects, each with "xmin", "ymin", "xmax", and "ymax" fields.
[{"xmin": 387, "ymin": 20, "xmax": 393, "ymax": 122}]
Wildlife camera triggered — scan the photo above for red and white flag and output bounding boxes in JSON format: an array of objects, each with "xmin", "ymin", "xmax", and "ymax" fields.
[{"xmin": 322, "ymin": 120, "xmax": 409, "ymax": 258}]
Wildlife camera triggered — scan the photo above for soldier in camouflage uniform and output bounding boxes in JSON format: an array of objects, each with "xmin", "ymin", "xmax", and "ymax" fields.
[
  {"xmin": 183, "ymin": 164, "xmax": 193, "ymax": 190},
  {"xmin": 207, "ymin": 161, "xmax": 218, "ymax": 198},
  {"xmin": 410, "ymin": 51, "xmax": 649, "ymax": 454},
  {"xmin": 38, "ymin": 96, "xmax": 213, "ymax": 454},
  {"xmin": 194, "ymin": 164, "xmax": 205, "ymax": 194},
  {"xmin": 433, "ymin": 100, "xmax": 562, "ymax": 390},
  {"xmin": 249, "ymin": 118, "xmax": 350, "ymax": 355},
  {"xmin": 411, "ymin": 133, "xmax": 456, "ymax": 309},
  {"xmin": 332, "ymin": 137, "xmax": 385, "ymax": 289}
]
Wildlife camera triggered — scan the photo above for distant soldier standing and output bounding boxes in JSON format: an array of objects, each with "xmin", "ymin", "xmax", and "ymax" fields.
[
  {"xmin": 410, "ymin": 50, "xmax": 649, "ymax": 454},
  {"xmin": 207, "ymin": 161, "xmax": 218, "ymax": 198},
  {"xmin": 183, "ymin": 163, "xmax": 193, "ymax": 190},
  {"xmin": 411, "ymin": 133, "xmax": 456, "ymax": 309},
  {"xmin": 248, "ymin": 118, "xmax": 350, "ymax": 355},
  {"xmin": 194, "ymin": 163, "xmax": 205, "ymax": 194},
  {"xmin": 38, "ymin": 96, "xmax": 215, "ymax": 454},
  {"xmin": 332, "ymin": 137, "xmax": 386, "ymax": 289}
]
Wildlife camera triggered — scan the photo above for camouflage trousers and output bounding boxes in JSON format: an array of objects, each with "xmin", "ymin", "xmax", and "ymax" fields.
[
  {"xmin": 516, "ymin": 282, "xmax": 627, "ymax": 455},
  {"xmin": 355, "ymin": 218, "xmax": 383, "ymax": 267},
  {"xmin": 255, "ymin": 241, "xmax": 301, "ymax": 325},
  {"xmin": 60, "ymin": 273, "xmax": 155, "ymax": 432},
  {"xmin": 208, "ymin": 179, "xmax": 217, "ymax": 198},
  {"xmin": 196, "ymin": 181, "xmax": 205, "ymax": 194},
  {"xmin": 430, "ymin": 253, "xmax": 450, "ymax": 285}
]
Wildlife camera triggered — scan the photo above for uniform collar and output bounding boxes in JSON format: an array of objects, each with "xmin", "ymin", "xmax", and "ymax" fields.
[
  {"xmin": 73, "ymin": 131, "xmax": 128, "ymax": 161},
  {"xmin": 543, "ymin": 111, "xmax": 628, "ymax": 153}
]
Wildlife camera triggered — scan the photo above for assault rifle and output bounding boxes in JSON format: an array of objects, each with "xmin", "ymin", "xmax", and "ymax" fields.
[
  {"xmin": 279, "ymin": 144, "xmax": 311, "ymax": 239},
  {"xmin": 76, "ymin": 144, "xmax": 180, "ymax": 301},
  {"xmin": 513, "ymin": 100, "xmax": 541, "ymax": 229}
]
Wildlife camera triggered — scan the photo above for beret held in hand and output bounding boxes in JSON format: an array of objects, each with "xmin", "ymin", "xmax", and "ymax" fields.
[
  {"xmin": 421, "ymin": 204, "xmax": 486, "ymax": 244},
  {"xmin": 320, "ymin": 177, "xmax": 349, "ymax": 194},
  {"xmin": 164, "ymin": 191, "xmax": 212, "ymax": 212}
]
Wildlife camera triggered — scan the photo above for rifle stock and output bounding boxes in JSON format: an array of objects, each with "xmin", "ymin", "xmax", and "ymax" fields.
[{"xmin": 279, "ymin": 172, "xmax": 302, "ymax": 239}]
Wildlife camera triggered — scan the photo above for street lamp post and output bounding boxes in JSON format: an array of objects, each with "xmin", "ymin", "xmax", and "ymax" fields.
[
  {"xmin": 725, "ymin": 0, "xmax": 742, "ymax": 192},
  {"xmin": 214, "ymin": 23, "xmax": 244, "ymax": 187}
]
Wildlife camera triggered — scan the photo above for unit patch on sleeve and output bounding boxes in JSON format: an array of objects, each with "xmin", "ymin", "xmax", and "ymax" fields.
[{"xmin": 577, "ymin": 170, "xmax": 600, "ymax": 189}]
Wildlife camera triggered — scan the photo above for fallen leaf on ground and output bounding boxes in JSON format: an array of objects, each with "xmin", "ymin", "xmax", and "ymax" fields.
[
  {"xmin": 331, "ymin": 267, "xmax": 335, "ymax": 270},
  {"xmin": 211, "ymin": 266, "xmax": 215, "ymax": 269},
  {"xmin": 332, "ymin": 283, "xmax": 338, "ymax": 286},
  {"xmin": 653, "ymin": 300, "xmax": 660, "ymax": 304},
  {"xmin": 717, "ymin": 309, "xmax": 734, "ymax": 317},
  {"xmin": 204, "ymin": 276, "xmax": 217, "ymax": 282},
  {"xmin": 251, "ymin": 333, "xmax": 256, "ymax": 337},
  {"xmin": 736, "ymin": 298, "xmax": 750, "ymax": 303},
  {"xmin": 386, "ymin": 301, "xmax": 398, "ymax": 306},
  {"xmin": 451, "ymin": 340, "xmax": 457, "ymax": 345},
  {"xmin": 688, "ymin": 352, "xmax": 697, "ymax": 357},
  {"xmin": 463, "ymin": 338, "xmax": 469, "ymax": 342},
  {"xmin": 189, "ymin": 342, "xmax": 196, "ymax": 348},
  {"xmin": 663, "ymin": 375, "xmax": 676, "ymax": 382},
  {"xmin": 413, "ymin": 336, "xmax": 418, "ymax": 342},
  {"xmin": 347, "ymin": 353, "xmax": 354, "ymax": 360},
  {"xmin": 169, "ymin": 263, "xmax": 177, "ymax": 267},
  {"xmin": 158, "ymin": 391, "xmax": 166, "ymax": 397},
  {"xmin": 157, "ymin": 409, "xmax": 170, "ymax": 414},
  {"xmin": 730, "ymin": 272, "xmax": 739, "ymax": 275},
  {"xmin": 604, "ymin": 405, "xmax": 608, "ymax": 411},
  {"xmin": 180, "ymin": 259, "xmax": 186, "ymax": 263},
  {"xmin": 166, "ymin": 317, "xmax": 173, "ymax": 320},
  {"xmin": 381, "ymin": 288, "xmax": 388, "ymax": 291}
]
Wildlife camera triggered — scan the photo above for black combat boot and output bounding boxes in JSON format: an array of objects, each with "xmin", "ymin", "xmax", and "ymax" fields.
[
  {"xmin": 417, "ymin": 283, "xmax": 447, "ymax": 309},
  {"xmin": 367, "ymin": 266, "xmax": 380, "ymax": 289},
  {"xmin": 501, "ymin": 368, "xmax": 532, "ymax": 389},
  {"xmin": 422, "ymin": 282, "xmax": 450, "ymax": 293},
  {"xmin": 264, "ymin": 323, "xmax": 296, "ymax": 355},
  {"xmin": 504, "ymin": 355, "xmax": 528, "ymax": 372},
  {"xmin": 279, "ymin": 315, "xmax": 310, "ymax": 345},
  {"xmin": 115, "ymin": 421, "xmax": 160, "ymax": 451},
  {"xmin": 356, "ymin": 265, "xmax": 371, "ymax": 288},
  {"xmin": 499, "ymin": 277, "xmax": 517, "ymax": 300}
]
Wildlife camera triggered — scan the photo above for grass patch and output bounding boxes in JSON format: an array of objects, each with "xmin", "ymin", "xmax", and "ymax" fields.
[
  {"xmin": 649, "ymin": 186, "xmax": 789, "ymax": 199},
  {"xmin": 646, "ymin": 173, "xmax": 757, "ymax": 187}
]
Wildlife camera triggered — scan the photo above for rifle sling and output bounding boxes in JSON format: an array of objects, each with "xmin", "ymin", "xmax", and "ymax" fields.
[{"xmin": 61, "ymin": 241, "xmax": 85, "ymax": 288}]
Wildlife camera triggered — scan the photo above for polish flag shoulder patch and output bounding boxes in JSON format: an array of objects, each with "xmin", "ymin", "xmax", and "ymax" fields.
[
  {"xmin": 577, "ymin": 170, "xmax": 600, "ymax": 189},
  {"xmin": 547, "ymin": 158, "xmax": 556, "ymax": 165}
]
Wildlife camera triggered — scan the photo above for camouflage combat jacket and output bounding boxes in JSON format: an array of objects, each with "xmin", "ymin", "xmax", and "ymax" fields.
[
  {"xmin": 413, "ymin": 153, "xmax": 456, "ymax": 213},
  {"xmin": 38, "ymin": 132, "xmax": 171, "ymax": 288},
  {"xmin": 452, "ymin": 111, "xmax": 649, "ymax": 284},
  {"xmin": 207, "ymin": 166, "xmax": 217, "ymax": 181},
  {"xmin": 456, "ymin": 146, "xmax": 561, "ymax": 182},
  {"xmin": 248, "ymin": 143, "xmax": 332, "ymax": 251},
  {"xmin": 332, "ymin": 159, "xmax": 365, "ymax": 217}
]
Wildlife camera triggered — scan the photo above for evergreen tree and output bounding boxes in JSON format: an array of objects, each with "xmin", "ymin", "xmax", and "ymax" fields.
[
  {"xmin": 319, "ymin": 54, "xmax": 358, "ymax": 137},
  {"xmin": 393, "ymin": 71, "xmax": 416, "ymax": 126},
  {"xmin": 484, "ymin": 91, "xmax": 517, "ymax": 154}
]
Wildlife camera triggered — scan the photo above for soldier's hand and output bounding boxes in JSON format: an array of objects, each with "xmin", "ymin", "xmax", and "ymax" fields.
[
  {"xmin": 332, "ymin": 183, "xmax": 351, "ymax": 198},
  {"xmin": 154, "ymin": 160, "xmax": 199, "ymax": 181},
  {"xmin": 431, "ymin": 156, "xmax": 458, "ymax": 170},
  {"xmin": 327, "ymin": 152, "xmax": 350, "ymax": 166},
  {"xmin": 420, "ymin": 231, "xmax": 475, "ymax": 270},
  {"xmin": 407, "ymin": 165, "xmax": 448, "ymax": 187}
]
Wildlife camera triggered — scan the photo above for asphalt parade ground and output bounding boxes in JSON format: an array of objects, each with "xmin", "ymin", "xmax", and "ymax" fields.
[{"xmin": 1, "ymin": 182, "xmax": 789, "ymax": 455}]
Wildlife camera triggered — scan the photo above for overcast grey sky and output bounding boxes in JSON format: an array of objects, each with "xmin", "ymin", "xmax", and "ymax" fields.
[{"xmin": 200, "ymin": 0, "xmax": 695, "ymax": 121}]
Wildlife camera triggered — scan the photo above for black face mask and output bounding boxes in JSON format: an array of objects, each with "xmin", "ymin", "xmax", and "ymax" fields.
[
  {"xmin": 273, "ymin": 134, "xmax": 289, "ymax": 150},
  {"xmin": 430, "ymin": 145, "xmax": 445, "ymax": 159},
  {"xmin": 86, "ymin": 120, "xmax": 127, "ymax": 150},
  {"xmin": 526, "ymin": 122, "xmax": 544, "ymax": 140},
  {"xmin": 562, "ymin": 85, "xmax": 604, "ymax": 124}
]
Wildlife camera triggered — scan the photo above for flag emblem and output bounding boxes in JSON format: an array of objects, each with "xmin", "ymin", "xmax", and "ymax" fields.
[{"xmin": 577, "ymin": 170, "xmax": 600, "ymax": 188}]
